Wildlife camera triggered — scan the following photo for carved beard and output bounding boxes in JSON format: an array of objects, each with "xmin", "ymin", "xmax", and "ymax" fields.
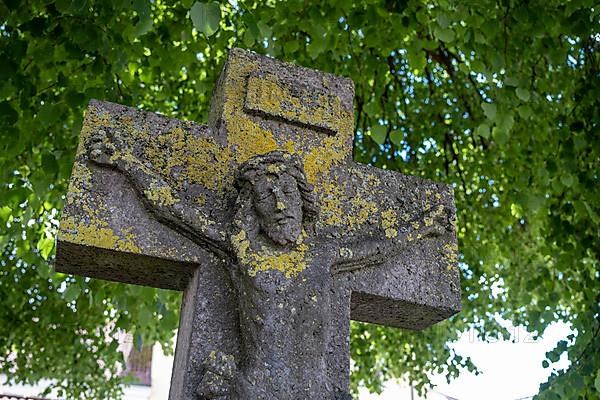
[{"xmin": 263, "ymin": 219, "xmax": 302, "ymax": 246}]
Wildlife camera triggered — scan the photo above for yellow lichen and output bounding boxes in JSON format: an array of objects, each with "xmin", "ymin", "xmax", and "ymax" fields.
[
  {"xmin": 143, "ymin": 127, "xmax": 233, "ymax": 192},
  {"xmin": 220, "ymin": 52, "xmax": 352, "ymax": 187},
  {"xmin": 303, "ymin": 134, "xmax": 347, "ymax": 185},
  {"xmin": 267, "ymin": 164, "xmax": 282, "ymax": 174},
  {"xmin": 366, "ymin": 174, "xmax": 381, "ymax": 187},
  {"xmin": 195, "ymin": 193, "xmax": 207, "ymax": 206},
  {"xmin": 232, "ymin": 228, "xmax": 311, "ymax": 278},
  {"xmin": 65, "ymin": 164, "xmax": 92, "ymax": 203},
  {"xmin": 245, "ymin": 74, "xmax": 347, "ymax": 136},
  {"xmin": 385, "ymin": 228, "xmax": 397, "ymax": 238},
  {"xmin": 247, "ymin": 241, "xmax": 310, "ymax": 278},
  {"xmin": 121, "ymin": 228, "xmax": 142, "ymax": 253},
  {"xmin": 347, "ymin": 195, "xmax": 378, "ymax": 230},
  {"xmin": 144, "ymin": 184, "xmax": 179, "ymax": 207},
  {"xmin": 231, "ymin": 229, "xmax": 250, "ymax": 260},
  {"xmin": 60, "ymin": 217, "xmax": 140, "ymax": 254},
  {"xmin": 442, "ymin": 242, "xmax": 459, "ymax": 269},
  {"xmin": 317, "ymin": 179, "xmax": 345, "ymax": 227},
  {"xmin": 381, "ymin": 209, "xmax": 398, "ymax": 238},
  {"xmin": 339, "ymin": 247, "xmax": 353, "ymax": 258}
]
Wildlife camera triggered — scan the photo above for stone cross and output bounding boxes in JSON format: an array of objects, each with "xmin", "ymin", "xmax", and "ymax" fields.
[{"xmin": 56, "ymin": 48, "xmax": 460, "ymax": 399}]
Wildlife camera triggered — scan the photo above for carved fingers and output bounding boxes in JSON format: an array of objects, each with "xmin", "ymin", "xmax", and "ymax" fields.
[
  {"xmin": 88, "ymin": 129, "xmax": 115, "ymax": 166},
  {"xmin": 87, "ymin": 128, "xmax": 126, "ymax": 167}
]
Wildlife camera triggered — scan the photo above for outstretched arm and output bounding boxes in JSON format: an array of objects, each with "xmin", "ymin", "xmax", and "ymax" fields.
[
  {"xmin": 88, "ymin": 129, "xmax": 229, "ymax": 259},
  {"xmin": 331, "ymin": 215, "xmax": 447, "ymax": 275}
]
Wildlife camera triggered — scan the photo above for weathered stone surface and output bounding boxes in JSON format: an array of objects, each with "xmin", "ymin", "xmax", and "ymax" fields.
[{"xmin": 56, "ymin": 48, "xmax": 460, "ymax": 399}]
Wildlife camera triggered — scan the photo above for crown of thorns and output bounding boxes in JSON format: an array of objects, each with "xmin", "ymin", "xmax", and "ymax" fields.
[{"xmin": 235, "ymin": 151, "xmax": 305, "ymax": 187}]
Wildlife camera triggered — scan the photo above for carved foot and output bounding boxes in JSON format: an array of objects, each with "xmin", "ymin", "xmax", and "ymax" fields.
[{"xmin": 195, "ymin": 351, "xmax": 236, "ymax": 399}]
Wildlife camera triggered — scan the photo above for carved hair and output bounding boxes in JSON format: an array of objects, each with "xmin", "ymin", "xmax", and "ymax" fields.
[{"xmin": 233, "ymin": 151, "xmax": 319, "ymax": 237}]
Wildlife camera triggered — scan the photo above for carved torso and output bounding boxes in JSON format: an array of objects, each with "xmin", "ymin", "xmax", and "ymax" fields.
[{"xmin": 228, "ymin": 215, "xmax": 340, "ymax": 398}]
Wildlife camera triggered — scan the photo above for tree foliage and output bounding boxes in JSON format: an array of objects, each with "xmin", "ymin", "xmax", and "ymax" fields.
[{"xmin": 0, "ymin": 0, "xmax": 598, "ymax": 398}]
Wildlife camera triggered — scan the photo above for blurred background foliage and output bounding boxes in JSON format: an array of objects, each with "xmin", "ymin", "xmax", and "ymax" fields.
[{"xmin": 0, "ymin": 0, "xmax": 598, "ymax": 398}]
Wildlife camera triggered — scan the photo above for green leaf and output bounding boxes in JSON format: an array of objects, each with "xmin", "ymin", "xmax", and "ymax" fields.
[
  {"xmin": 518, "ymin": 104, "xmax": 533, "ymax": 119},
  {"xmin": 29, "ymin": 170, "xmax": 49, "ymax": 196},
  {"xmin": 63, "ymin": 284, "xmax": 81, "ymax": 302},
  {"xmin": 406, "ymin": 49, "xmax": 426, "ymax": 72},
  {"xmin": 190, "ymin": 2, "xmax": 221, "ymax": 37},
  {"xmin": 0, "ymin": 206, "xmax": 11, "ymax": 222},
  {"xmin": 0, "ymin": 101, "xmax": 18, "ymax": 127},
  {"xmin": 560, "ymin": 174, "xmax": 575, "ymax": 187},
  {"xmin": 257, "ymin": 21, "xmax": 272, "ymax": 38},
  {"xmin": 42, "ymin": 153, "xmax": 59, "ymax": 178},
  {"xmin": 492, "ymin": 126, "xmax": 509, "ymax": 145},
  {"xmin": 436, "ymin": 13, "xmax": 450, "ymax": 29},
  {"xmin": 307, "ymin": 36, "xmax": 327, "ymax": 59},
  {"xmin": 284, "ymin": 40, "xmax": 299, "ymax": 54},
  {"xmin": 389, "ymin": 130, "xmax": 403, "ymax": 146},
  {"xmin": 496, "ymin": 112, "xmax": 514, "ymax": 133},
  {"xmin": 582, "ymin": 202, "xmax": 600, "ymax": 224},
  {"xmin": 36, "ymin": 263, "xmax": 52, "ymax": 279},
  {"xmin": 56, "ymin": 0, "xmax": 87, "ymax": 14},
  {"xmin": 36, "ymin": 236, "xmax": 55, "ymax": 260},
  {"xmin": 571, "ymin": 372, "xmax": 584, "ymax": 391},
  {"xmin": 37, "ymin": 103, "xmax": 59, "ymax": 127},
  {"xmin": 370, "ymin": 125, "xmax": 387, "ymax": 145},
  {"xmin": 481, "ymin": 102, "xmax": 497, "ymax": 121},
  {"xmin": 307, "ymin": 25, "xmax": 327, "ymax": 59},
  {"xmin": 138, "ymin": 308, "xmax": 153, "ymax": 326},
  {"xmin": 434, "ymin": 27, "xmax": 455, "ymax": 43},
  {"xmin": 524, "ymin": 193, "xmax": 545, "ymax": 211},
  {"xmin": 242, "ymin": 30, "xmax": 255, "ymax": 47},
  {"xmin": 132, "ymin": 0, "xmax": 153, "ymax": 37},
  {"xmin": 516, "ymin": 87, "xmax": 530, "ymax": 102},
  {"xmin": 475, "ymin": 123, "xmax": 490, "ymax": 139}
]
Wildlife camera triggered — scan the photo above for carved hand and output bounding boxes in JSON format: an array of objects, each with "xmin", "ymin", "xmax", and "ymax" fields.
[{"xmin": 87, "ymin": 129, "xmax": 126, "ymax": 168}]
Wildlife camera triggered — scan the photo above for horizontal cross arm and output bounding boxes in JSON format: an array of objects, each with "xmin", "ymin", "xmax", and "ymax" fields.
[
  {"xmin": 323, "ymin": 163, "xmax": 461, "ymax": 330},
  {"xmin": 56, "ymin": 100, "xmax": 227, "ymax": 287}
]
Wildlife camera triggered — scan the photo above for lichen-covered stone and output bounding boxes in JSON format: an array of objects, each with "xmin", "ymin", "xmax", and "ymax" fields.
[{"xmin": 55, "ymin": 48, "xmax": 461, "ymax": 400}]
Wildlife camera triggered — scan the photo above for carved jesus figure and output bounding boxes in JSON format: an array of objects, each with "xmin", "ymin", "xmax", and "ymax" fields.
[{"xmin": 88, "ymin": 129, "xmax": 446, "ymax": 399}]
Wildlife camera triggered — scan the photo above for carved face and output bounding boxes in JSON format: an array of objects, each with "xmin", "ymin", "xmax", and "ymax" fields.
[{"xmin": 252, "ymin": 172, "xmax": 303, "ymax": 245}]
